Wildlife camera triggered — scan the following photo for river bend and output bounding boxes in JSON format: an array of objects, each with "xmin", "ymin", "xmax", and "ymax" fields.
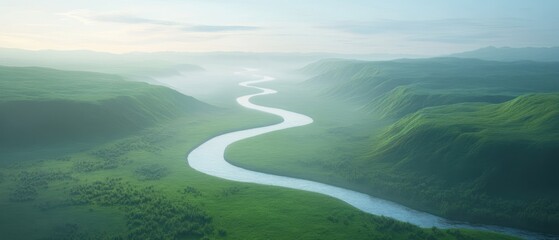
[{"xmin": 186, "ymin": 70, "xmax": 551, "ymax": 240}]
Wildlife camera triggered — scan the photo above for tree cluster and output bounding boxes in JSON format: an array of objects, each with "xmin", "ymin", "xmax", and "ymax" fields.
[
  {"xmin": 9, "ymin": 170, "xmax": 71, "ymax": 202},
  {"xmin": 69, "ymin": 178, "xmax": 215, "ymax": 239},
  {"xmin": 134, "ymin": 164, "xmax": 169, "ymax": 181}
]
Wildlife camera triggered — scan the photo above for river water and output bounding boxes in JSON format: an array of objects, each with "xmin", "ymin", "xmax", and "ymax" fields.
[{"xmin": 185, "ymin": 70, "xmax": 554, "ymax": 240}]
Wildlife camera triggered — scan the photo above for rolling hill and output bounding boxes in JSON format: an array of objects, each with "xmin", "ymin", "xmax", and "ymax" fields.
[
  {"xmin": 0, "ymin": 66, "xmax": 210, "ymax": 150},
  {"xmin": 448, "ymin": 46, "xmax": 559, "ymax": 62},
  {"xmin": 303, "ymin": 58, "xmax": 559, "ymax": 233},
  {"xmin": 304, "ymin": 58, "xmax": 559, "ymax": 232},
  {"xmin": 304, "ymin": 58, "xmax": 559, "ymax": 117},
  {"xmin": 363, "ymin": 93, "xmax": 559, "ymax": 232}
]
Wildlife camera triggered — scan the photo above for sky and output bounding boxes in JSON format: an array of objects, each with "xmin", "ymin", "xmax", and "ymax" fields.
[{"xmin": 1, "ymin": 0, "xmax": 558, "ymax": 55}]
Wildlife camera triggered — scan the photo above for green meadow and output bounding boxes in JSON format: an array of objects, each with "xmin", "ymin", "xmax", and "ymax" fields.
[{"xmin": 0, "ymin": 65, "xmax": 519, "ymax": 239}]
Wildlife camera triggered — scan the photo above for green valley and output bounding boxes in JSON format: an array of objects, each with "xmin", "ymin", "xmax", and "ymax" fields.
[
  {"xmin": 227, "ymin": 58, "xmax": 559, "ymax": 235},
  {"xmin": 0, "ymin": 65, "xmax": 517, "ymax": 239},
  {"xmin": 3, "ymin": 1, "xmax": 559, "ymax": 239}
]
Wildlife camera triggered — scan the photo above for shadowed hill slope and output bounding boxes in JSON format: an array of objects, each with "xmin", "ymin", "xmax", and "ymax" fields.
[
  {"xmin": 363, "ymin": 93, "xmax": 559, "ymax": 232},
  {"xmin": 302, "ymin": 58, "xmax": 559, "ymax": 232},
  {"xmin": 0, "ymin": 66, "xmax": 211, "ymax": 148}
]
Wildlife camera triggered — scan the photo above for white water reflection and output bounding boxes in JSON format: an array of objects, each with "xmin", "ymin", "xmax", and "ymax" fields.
[{"xmin": 186, "ymin": 69, "xmax": 553, "ymax": 240}]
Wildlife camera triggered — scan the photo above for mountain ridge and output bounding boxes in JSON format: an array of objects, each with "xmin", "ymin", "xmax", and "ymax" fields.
[{"xmin": 448, "ymin": 46, "xmax": 559, "ymax": 62}]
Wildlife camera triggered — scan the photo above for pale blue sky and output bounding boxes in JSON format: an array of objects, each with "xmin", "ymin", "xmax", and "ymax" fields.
[{"xmin": 1, "ymin": 0, "xmax": 557, "ymax": 54}]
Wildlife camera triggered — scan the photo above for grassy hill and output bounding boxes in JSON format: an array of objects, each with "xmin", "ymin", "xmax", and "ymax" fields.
[
  {"xmin": 0, "ymin": 66, "xmax": 210, "ymax": 150},
  {"xmin": 363, "ymin": 93, "xmax": 559, "ymax": 232},
  {"xmin": 304, "ymin": 58, "xmax": 559, "ymax": 117},
  {"xmin": 226, "ymin": 58, "xmax": 559, "ymax": 235},
  {"xmin": 367, "ymin": 85, "xmax": 513, "ymax": 118},
  {"xmin": 305, "ymin": 59, "xmax": 559, "ymax": 233}
]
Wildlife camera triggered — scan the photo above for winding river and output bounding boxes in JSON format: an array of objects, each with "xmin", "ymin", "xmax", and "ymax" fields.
[{"xmin": 186, "ymin": 69, "xmax": 553, "ymax": 240}]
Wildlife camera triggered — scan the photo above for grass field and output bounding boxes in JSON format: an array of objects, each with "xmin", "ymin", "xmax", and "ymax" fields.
[{"xmin": 0, "ymin": 109, "xmax": 517, "ymax": 239}]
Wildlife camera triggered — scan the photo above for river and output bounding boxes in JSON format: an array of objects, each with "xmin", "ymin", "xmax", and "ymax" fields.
[{"xmin": 185, "ymin": 69, "xmax": 554, "ymax": 240}]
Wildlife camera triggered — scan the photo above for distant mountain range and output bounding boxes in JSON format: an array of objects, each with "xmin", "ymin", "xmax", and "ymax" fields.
[
  {"xmin": 0, "ymin": 47, "xmax": 425, "ymax": 74},
  {"xmin": 448, "ymin": 46, "xmax": 559, "ymax": 62},
  {"xmin": 0, "ymin": 48, "xmax": 205, "ymax": 78}
]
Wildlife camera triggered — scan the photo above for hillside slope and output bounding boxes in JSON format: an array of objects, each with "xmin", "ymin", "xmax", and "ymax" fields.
[
  {"xmin": 0, "ymin": 66, "xmax": 210, "ymax": 149},
  {"xmin": 448, "ymin": 46, "xmax": 559, "ymax": 62},
  {"xmin": 304, "ymin": 58, "xmax": 559, "ymax": 118},
  {"xmin": 303, "ymin": 58, "xmax": 559, "ymax": 232},
  {"xmin": 364, "ymin": 93, "xmax": 559, "ymax": 233}
]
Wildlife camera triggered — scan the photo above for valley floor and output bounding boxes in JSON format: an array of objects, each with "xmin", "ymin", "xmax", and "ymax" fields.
[
  {"xmin": 0, "ymin": 104, "xmax": 517, "ymax": 240},
  {"xmin": 226, "ymin": 75, "xmax": 559, "ymax": 238}
]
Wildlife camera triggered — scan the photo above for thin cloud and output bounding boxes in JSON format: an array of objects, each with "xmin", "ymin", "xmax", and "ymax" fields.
[
  {"xmin": 93, "ymin": 14, "xmax": 180, "ymax": 26},
  {"xmin": 323, "ymin": 18, "xmax": 525, "ymax": 43},
  {"xmin": 409, "ymin": 32, "xmax": 503, "ymax": 44},
  {"xmin": 182, "ymin": 25, "xmax": 260, "ymax": 32},
  {"xmin": 62, "ymin": 10, "xmax": 260, "ymax": 33},
  {"xmin": 325, "ymin": 18, "xmax": 522, "ymax": 34}
]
